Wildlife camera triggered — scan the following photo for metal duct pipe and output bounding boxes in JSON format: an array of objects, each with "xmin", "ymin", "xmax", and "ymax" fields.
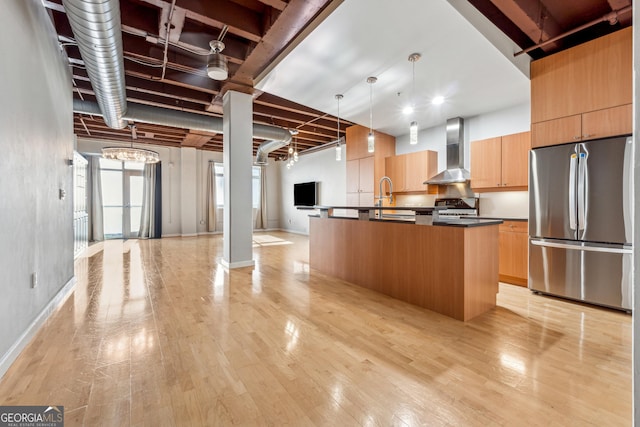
[
  {"xmin": 255, "ymin": 125, "xmax": 292, "ymax": 165},
  {"xmin": 73, "ymin": 100, "xmax": 291, "ymax": 159},
  {"xmin": 63, "ymin": 0, "xmax": 128, "ymax": 129},
  {"xmin": 126, "ymin": 104, "xmax": 223, "ymax": 133}
]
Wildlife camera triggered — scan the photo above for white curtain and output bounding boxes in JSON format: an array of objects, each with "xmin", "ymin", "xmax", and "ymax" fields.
[
  {"xmin": 254, "ymin": 166, "xmax": 267, "ymax": 229},
  {"xmin": 90, "ymin": 156, "xmax": 104, "ymax": 242},
  {"xmin": 139, "ymin": 163, "xmax": 158, "ymax": 238},
  {"xmin": 206, "ymin": 161, "xmax": 217, "ymax": 232}
]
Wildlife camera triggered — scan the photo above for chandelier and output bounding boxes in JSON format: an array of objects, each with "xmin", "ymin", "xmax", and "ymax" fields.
[{"xmin": 102, "ymin": 124, "xmax": 160, "ymax": 164}]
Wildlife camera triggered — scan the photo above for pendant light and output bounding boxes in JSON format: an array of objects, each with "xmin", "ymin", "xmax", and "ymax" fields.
[
  {"xmin": 408, "ymin": 53, "xmax": 421, "ymax": 145},
  {"xmin": 102, "ymin": 123, "xmax": 160, "ymax": 163},
  {"xmin": 335, "ymin": 94, "xmax": 343, "ymax": 161},
  {"xmin": 366, "ymin": 77, "xmax": 377, "ymax": 153}
]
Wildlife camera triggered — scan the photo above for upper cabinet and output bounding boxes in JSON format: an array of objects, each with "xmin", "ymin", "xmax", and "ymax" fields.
[
  {"xmin": 384, "ymin": 150, "xmax": 437, "ymax": 193},
  {"xmin": 346, "ymin": 125, "xmax": 395, "ymax": 206},
  {"xmin": 531, "ymin": 27, "xmax": 632, "ymax": 148},
  {"xmin": 471, "ymin": 131, "xmax": 530, "ymax": 191}
]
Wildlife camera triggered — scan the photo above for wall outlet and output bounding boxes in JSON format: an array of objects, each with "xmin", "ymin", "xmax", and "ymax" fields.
[
  {"xmin": 288, "ymin": 219, "xmax": 292, "ymax": 224},
  {"xmin": 31, "ymin": 273, "xmax": 37, "ymax": 289}
]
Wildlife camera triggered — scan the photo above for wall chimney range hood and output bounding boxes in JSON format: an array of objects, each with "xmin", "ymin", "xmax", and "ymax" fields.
[{"xmin": 424, "ymin": 117, "xmax": 470, "ymax": 185}]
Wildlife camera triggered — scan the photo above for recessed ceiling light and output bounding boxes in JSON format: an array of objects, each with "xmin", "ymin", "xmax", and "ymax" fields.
[
  {"xmin": 402, "ymin": 106, "xmax": 414, "ymax": 115},
  {"xmin": 432, "ymin": 96, "xmax": 445, "ymax": 105}
]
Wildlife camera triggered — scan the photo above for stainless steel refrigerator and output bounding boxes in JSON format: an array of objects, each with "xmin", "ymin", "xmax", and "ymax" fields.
[{"xmin": 529, "ymin": 135, "xmax": 633, "ymax": 311}]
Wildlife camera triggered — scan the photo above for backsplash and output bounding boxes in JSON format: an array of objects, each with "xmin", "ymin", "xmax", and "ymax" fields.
[
  {"xmin": 395, "ymin": 191, "xmax": 528, "ymax": 219},
  {"xmin": 395, "ymin": 194, "xmax": 437, "ymax": 207},
  {"xmin": 478, "ymin": 191, "xmax": 528, "ymax": 218}
]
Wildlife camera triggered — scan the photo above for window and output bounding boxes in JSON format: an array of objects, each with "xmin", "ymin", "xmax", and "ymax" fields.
[
  {"xmin": 252, "ymin": 167, "xmax": 261, "ymax": 209},
  {"xmin": 99, "ymin": 159, "xmax": 144, "ymax": 239},
  {"xmin": 214, "ymin": 163, "xmax": 261, "ymax": 209},
  {"xmin": 214, "ymin": 163, "xmax": 224, "ymax": 207}
]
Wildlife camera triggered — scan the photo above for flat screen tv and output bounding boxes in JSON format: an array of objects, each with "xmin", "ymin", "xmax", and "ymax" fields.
[{"xmin": 293, "ymin": 181, "xmax": 317, "ymax": 207}]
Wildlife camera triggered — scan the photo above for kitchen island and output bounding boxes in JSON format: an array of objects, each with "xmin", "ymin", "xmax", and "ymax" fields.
[{"xmin": 309, "ymin": 206, "xmax": 502, "ymax": 321}]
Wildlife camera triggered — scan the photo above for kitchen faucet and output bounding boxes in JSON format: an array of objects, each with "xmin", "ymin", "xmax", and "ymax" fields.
[{"xmin": 376, "ymin": 176, "xmax": 393, "ymax": 218}]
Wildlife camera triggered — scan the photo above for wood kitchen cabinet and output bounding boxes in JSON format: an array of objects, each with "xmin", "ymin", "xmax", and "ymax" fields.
[
  {"xmin": 499, "ymin": 221, "xmax": 528, "ymax": 287},
  {"xmin": 532, "ymin": 104, "xmax": 632, "ymax": 148},
  {"xmin": 384, "ymin": 155, "xmax": 406, "ymax": 191},
  {"xmin": 470, "ymin": 131, "xmax": 530, "ymax": 191},
  {"xmin": 530, "ymin": 27, "xmax": 631, "ymax": 148},
  {"xmin": 346, "ymin": 125, "xmax": 395, "ymax": 206},
  {"xmin": 346, "ymin": 157, "xmax": 374, "ymax": 206},
  {"xmin": 384, "ymin": 150, "xmax": 437, "ymax": 193}
]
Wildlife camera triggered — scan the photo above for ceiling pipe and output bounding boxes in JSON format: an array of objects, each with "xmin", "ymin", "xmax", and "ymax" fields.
[
  {"xmin": 73, "ymin": 99, "xmax": 292, "ymax": 160},
  {"xmin": 64, "ymin": 0, "xmax": 290, "ymax": 160},
  {"xmin": 62, "ymin": 0, "xmax": 128, "ymax": 129},
  {"xmin": 514, "ymin": 5, "xmax": 632, "ymax": 57}
]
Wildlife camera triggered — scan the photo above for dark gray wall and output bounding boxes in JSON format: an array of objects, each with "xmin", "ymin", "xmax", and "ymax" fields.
[{"xmin": 0, "ymin": 0, "xmax": 74, "ymax": 360}]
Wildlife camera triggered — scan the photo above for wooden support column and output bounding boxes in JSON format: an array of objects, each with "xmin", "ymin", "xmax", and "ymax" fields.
[{"xmin": 221, "ymin": 90, "xmax": 255, "ymax": 269}]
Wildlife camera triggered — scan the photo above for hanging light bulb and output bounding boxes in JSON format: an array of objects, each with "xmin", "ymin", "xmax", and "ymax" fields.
[
  {"xmin": 410, "ymin": 121, "xmax": 418, "ymax": 145},
  {"xmin": 408, "ymin": 53, "xmax": 421, "ymax": 145},
  {"xmin": 335, "ymin": 94, "xmax": 343, "ymax": 161},
  {"xmin": 367, "ymin": 77, "xmax": 377, "ymax": 153},
  {"xmin": 288, "ymin": 146, "xmax": 293, "ymax": 154}
]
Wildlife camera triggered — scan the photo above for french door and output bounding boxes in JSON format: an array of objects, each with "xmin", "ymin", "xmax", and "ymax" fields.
[{"xmin": 100, "ymin": 159, "xmax": 144, "ymax": 239}]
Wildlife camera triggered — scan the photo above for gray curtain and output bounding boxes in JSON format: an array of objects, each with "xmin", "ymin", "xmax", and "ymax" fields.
[
  {"xmin": 206, "ymin": 161, "xmax": 217, "ymax": 232},
  {"xmin": 254, "ymin": 166, "xmax": 267, "ymax": 229},
  {"xmin": 90, "ymin": 156, "xmax": 104, "ymax": 242},
  {"xmin": 139, "ymin": 163, "xmax": 158, "ymax": 238}
]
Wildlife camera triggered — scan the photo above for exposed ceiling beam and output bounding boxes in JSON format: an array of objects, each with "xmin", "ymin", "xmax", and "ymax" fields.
[
  {"xmin": 256, "ymin": 0, "xmax": 288, "ymax": 11},
  {"xmin": 170, "ymin": 0, "xmax": 264, "ymax": 42},
  {"xmin": 489, "ymin": 0, "xmax": 563, "ymax": 50},
  {"xmin": 232, "ymin": 0, "xmax": 333, "ymax": 87}
]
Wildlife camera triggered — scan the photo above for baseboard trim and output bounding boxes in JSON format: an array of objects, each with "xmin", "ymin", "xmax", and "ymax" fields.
[
  {"xmin": 0, "ymin": 276, "xmax": 77, "ymax": 380},
  {"xmin": 277, "ymin": 228, "xmax": 309, "ymax": 236},
  {"xmin": 219, "ymin": 259, "xmax": 255, "ymax": 269}
]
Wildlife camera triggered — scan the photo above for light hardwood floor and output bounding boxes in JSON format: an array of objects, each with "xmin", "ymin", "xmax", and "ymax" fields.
[{"xmin": 0, "ymin": 232, "xmax": 631, "ymax": 426}]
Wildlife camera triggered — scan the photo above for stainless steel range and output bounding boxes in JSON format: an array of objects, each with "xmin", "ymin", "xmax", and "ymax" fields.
[{"xmin": 434, "ymin": 197, "xmax": 479, "ymax": 218}]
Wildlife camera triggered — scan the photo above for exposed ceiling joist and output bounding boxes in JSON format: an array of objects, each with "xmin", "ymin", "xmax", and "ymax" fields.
[{"xmin": 489, "ymin": 0, "xmax": 563, "ymax": 51}]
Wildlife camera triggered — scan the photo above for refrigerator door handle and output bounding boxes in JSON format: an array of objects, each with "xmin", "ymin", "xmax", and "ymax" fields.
[
  {"xmin": 577, "ymin": 152, "xmax": 587, "ymax": 231},
  {"xmin": 530, "ymin": 239, "xmax": 632, "ymax": 254},
  {"xmin": 568, "ymin": 153, "xmax": 578, "ymax": 230}
]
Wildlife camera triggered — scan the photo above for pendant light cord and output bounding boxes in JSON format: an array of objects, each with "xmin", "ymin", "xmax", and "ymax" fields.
[
  {"xmin": 337, "ymin": 97, "xmax": 340, "ymax": 141},
  {"xmin": 412, "ymin": 59, "xmax": 416, "ymax": 109},
  {"xmin": 369, "ymin": 83, "xmax": 373, "ymax": 133}
]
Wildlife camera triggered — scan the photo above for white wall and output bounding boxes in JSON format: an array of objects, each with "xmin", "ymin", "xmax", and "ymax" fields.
[
  {"xmin": 394, "ymin": 102, "xmax": 530, "ymax": 218},
  {"xmin": 279, "ymin": 147, "xmax": 347, "ymax": 234},
  {"xmin": 0, "ymin": 0, "xmax": 74, "ymax": 371}
]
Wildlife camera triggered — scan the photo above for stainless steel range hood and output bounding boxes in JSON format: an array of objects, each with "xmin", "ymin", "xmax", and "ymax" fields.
[{"xmin": 424, "ymin": 117, "xmax": 470, "ymax": 184}]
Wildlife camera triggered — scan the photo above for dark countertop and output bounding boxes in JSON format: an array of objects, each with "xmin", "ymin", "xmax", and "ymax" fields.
[
  {"xmin": 433, "ymin": 218, "xmax": 503, "ymax": 227},
  {"xmin": 476, "ymin": 216, "xmax": 527, "ymax": 222},
  {"xmin": 313, "ymin": 205, "xmax": 442, "ymax": 213},
  {"xmin": 310, "ymin": 214, "xmax": 503, "ymax": 228}
]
